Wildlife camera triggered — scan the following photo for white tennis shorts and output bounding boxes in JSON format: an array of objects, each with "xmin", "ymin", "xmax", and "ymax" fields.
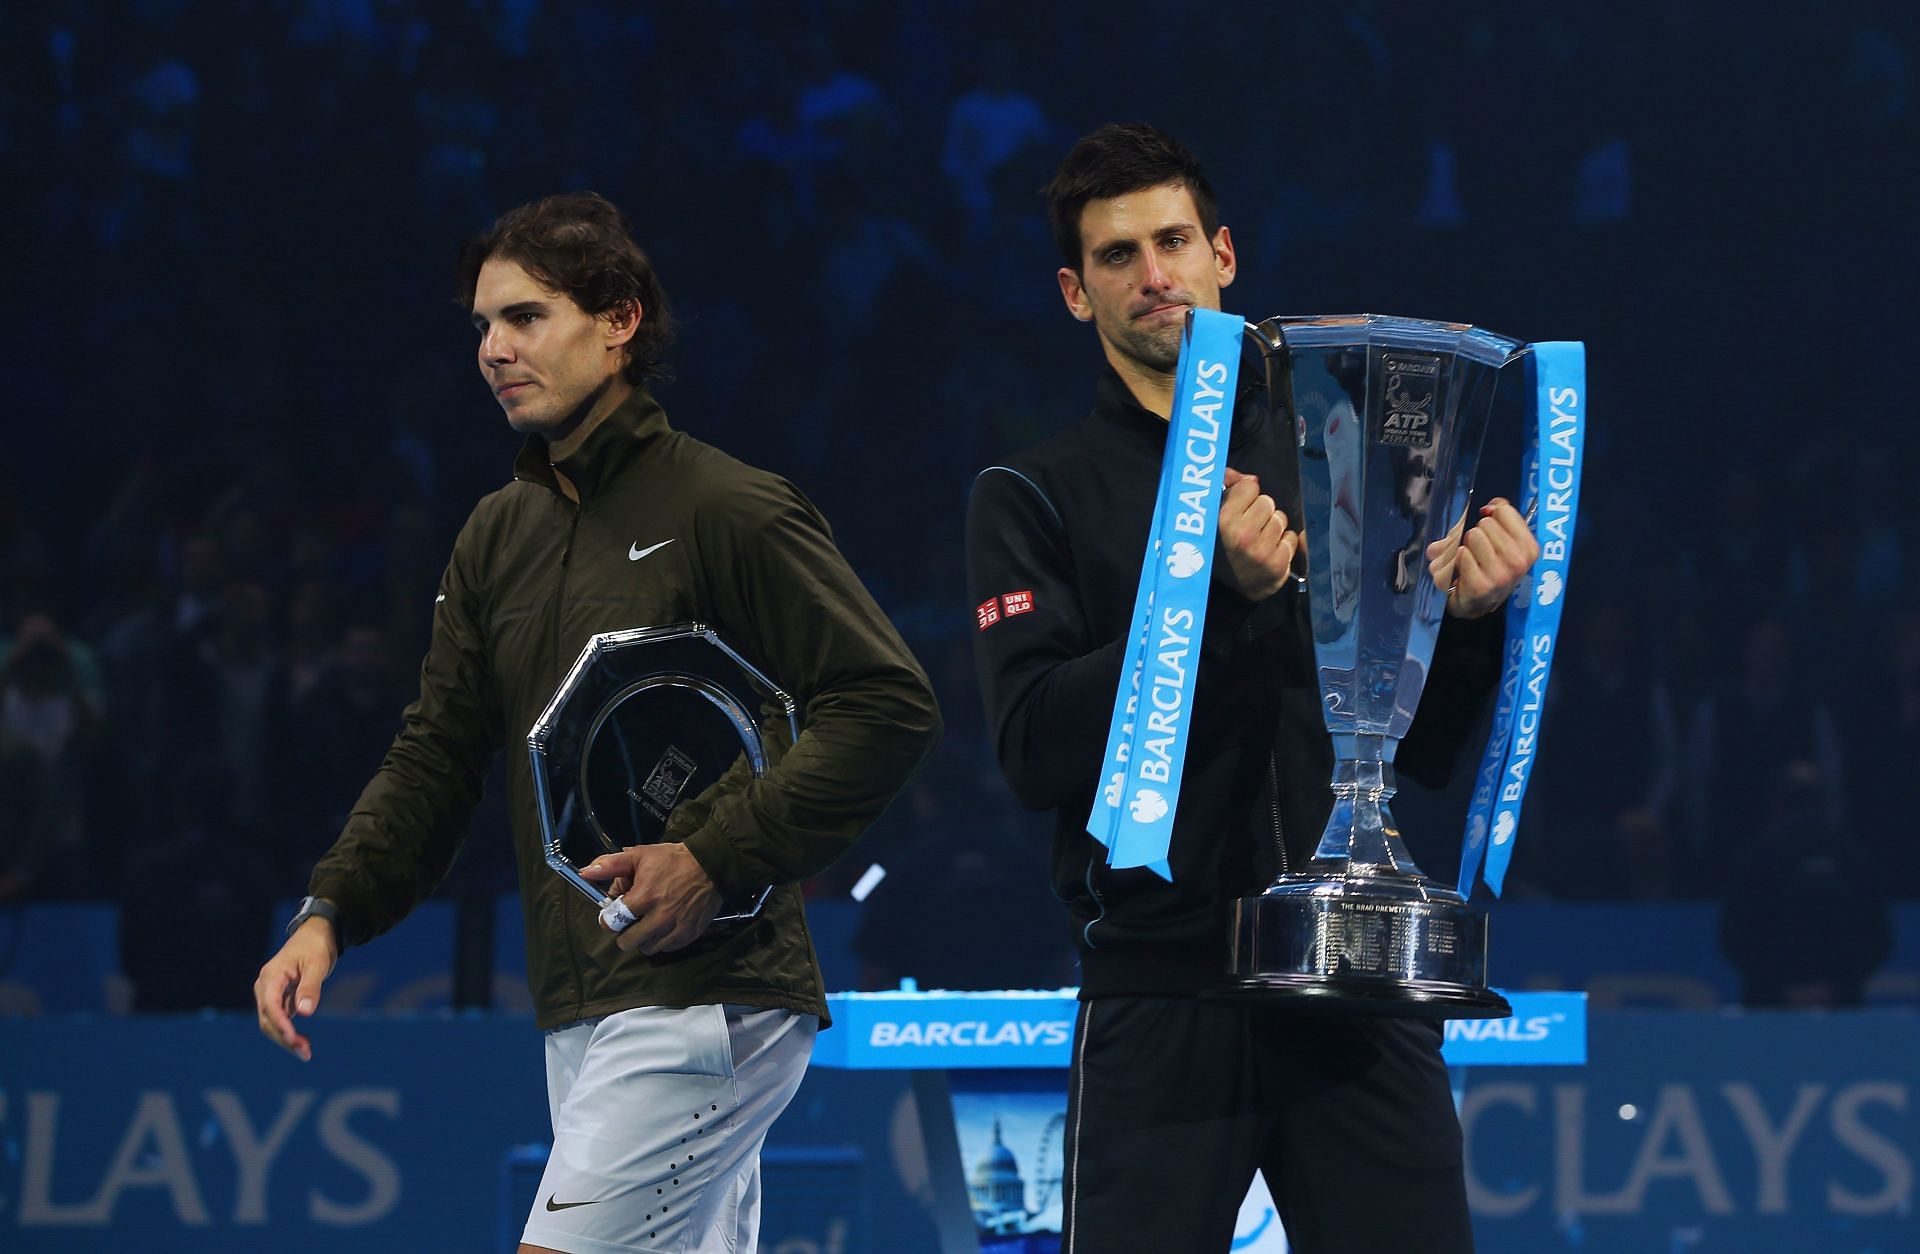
[{"xmin": 519, "ymin": 1002, "xmax": 816, "ymax": 1254}]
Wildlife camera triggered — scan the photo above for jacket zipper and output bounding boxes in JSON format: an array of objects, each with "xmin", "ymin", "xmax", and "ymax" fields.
[
  {"xmin": 555, "ymin": 501, "xmax": 584, "ymax": 1005},
  {"xmin": 1081, "ymin": 857, "xmax": 1107, "ymax": 949},
  {"xmin": 1266, "ymin": 751, "xmax": 1289, "ymax": 877},
  {"xmin": 555, "ymin": 507, "xmax": 578, "ymax": 677}
]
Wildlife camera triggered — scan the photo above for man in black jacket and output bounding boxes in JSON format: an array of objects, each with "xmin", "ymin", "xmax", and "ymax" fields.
[
  {"xmin": 254, "ymin": 193, "xmax": 940, "ymax": 1254},
  {"xmin": 964, "ymin": 124, "xmax": 1537, "ymax": 1252}
]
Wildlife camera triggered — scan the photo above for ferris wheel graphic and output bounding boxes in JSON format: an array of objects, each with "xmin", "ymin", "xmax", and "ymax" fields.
[
  {"xmin": 1024, "ymin": 1112, "xmax": 1067, "ymax": 1217},
  {"xmin": 969, "ymin": 1110, "xmax": 1068, "ymax": 1235}
]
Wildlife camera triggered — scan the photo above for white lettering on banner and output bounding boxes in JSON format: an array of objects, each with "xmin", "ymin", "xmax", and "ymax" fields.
[
  {"xmin": 1459, "ymin": 1084, "xmax": 1543, "ymax": 1217},
  {"xmin": 1539, "ymin": 390, "xmax": 1579, "ymax": 561},
  {"xmin": 1471, "ymin": 637, "xmax": 1527, "ymax": 814},
  {"xmin": 1102, "ymin": 615, "xmax": 1149, "ymax": 791},
  {"xmin": 310, "ymin": 1089, "xmax": 402, "ymax": 1225},
  {"xmin": 1458, "ymin": 1080, "xmax": 1914, "ymax": 1219},
  {"xmin": 1173, "ymin": 363, "xmax": 1225, "ymax": 532},
  {"xmin": 1445, "ymin": 1013, "xmax": 1562, "ymax": 1043},
  {"xmin": 1720, "ymin": 1083, "xmax": 1825, "ymax": 1215},
  {"xmin": 18, "ymin": 1093, "xmax": 86, "ymax": 1223},
  {"xmin": 1553, "ymin": 1084, "xmax": 1732, "ymax": 1216},
  {"xmin": 1174, "ymin": 463, "xmax": 1214, "ymax": 516},
  {"xmin": 14, "ymin": 1087, "xmax": 404, "ymax": 1229},
  {"xmin": 867, "ymin": 1020, "xmax": 1072, "ymax": 1049},
  {"xmin": 1619, "ymin": 1084, "xmax": 1737, "ymax": 1214},
  {"xmin": 1133, "ymin": 608, "xmax": 1195, "ymax": 785},
  {"xmin": 1829, "ymin": 1082, "xmax": 1912, "ymax": 1215},
  {"xmin": 207, "ymin": 1089, "xmax": 319, "ymax": 1224},
  {"xmin": 21, "ymin": 1091, "xmax": 211, "ymax": 1225},
  {"xmin": 1175, "ymin": 457, "xmax": 1216, "ymax": 534},
  {"xmin": 1108, "ymin": 668, "xmax": 1143, "ymax": 775},
  {"xmin": 1499, "ymin": 634, "xmax": 1554, "ymax": 803}
]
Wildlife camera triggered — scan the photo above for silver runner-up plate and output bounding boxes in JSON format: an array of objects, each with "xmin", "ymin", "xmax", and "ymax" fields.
[{"xmin": 528, "ymin": 623, "xmax": 799, "ymax": 929}]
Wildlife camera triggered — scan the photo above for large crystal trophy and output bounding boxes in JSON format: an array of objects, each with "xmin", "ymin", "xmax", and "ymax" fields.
[
  {"xmin": 528, "ymin": 623, "xmax": 799, "ymax": 928},
  {"xmin": 1216, "ymin": 315, "xmax": 1527, "ymax": 1018}
]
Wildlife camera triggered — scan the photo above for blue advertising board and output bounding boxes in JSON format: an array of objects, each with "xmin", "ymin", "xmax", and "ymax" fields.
[
  {"xmin": 1, "ymin": 1007, "xmax": 1914, "ymax": 1251},
  {"xmin": 814, "ymin": 989, "xmax": 1587, "ymax": 1068}
]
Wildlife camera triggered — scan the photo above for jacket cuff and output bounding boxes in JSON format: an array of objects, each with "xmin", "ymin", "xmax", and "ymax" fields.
[{"xmin": 303, "ymin": 876, "xmax": 363, "ymax": 951}]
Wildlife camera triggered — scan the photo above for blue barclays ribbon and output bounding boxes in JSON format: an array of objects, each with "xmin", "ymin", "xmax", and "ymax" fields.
[
  {"xmin": 1091, "ymin": 308, "xmax": 1243, "ymax": 881},
  {"xmin": 1458, "ymin": 342, "xmax": 1587, "ymax": 896}
]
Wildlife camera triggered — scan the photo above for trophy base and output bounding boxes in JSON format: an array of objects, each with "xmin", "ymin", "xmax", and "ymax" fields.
[
  {"xmin": 1210, "ymin": 872, "xmax": 1509, "ymax": 1020},
  {"xmin": 1205, "ymin": 973, "xmax": 1511, "ymax": 1019}
]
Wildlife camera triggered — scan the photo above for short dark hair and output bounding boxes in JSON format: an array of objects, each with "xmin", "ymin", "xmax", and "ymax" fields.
[
  {"xmin": 1045, "ymin": 123, "xmax": 1220, "ymax": 273},
  {"xmin": 455, "ymin": 192, "xmax": 677, "ymax": 384}
]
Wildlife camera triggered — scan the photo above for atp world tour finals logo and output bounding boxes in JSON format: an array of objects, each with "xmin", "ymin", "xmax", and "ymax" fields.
[{"xmin": 1379, "ymin": 352, "xmax": 1440, "ymax": 449}]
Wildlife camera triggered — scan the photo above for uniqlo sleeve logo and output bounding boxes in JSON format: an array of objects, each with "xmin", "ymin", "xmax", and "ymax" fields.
[{"xmin": 978, "ymin": 591, "xmax": 1035, "ymax": 631}]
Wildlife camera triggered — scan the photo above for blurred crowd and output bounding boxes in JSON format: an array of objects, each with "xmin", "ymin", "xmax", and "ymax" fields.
[{"xmin": 1, "ymin": 1, "xmax": 1915, "ymax": 1004}]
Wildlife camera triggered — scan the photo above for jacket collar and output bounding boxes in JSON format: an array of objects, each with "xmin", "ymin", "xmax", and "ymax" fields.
[
  {"xmin": 511, "ymin": 384, "xmax": 671, "ymax": 499},
  {"xmin": 1089, "ymin": 366, "xmax": 1170, "ymax": 445},
  {"xmin": 1088, "ymin": 357, "xmax": 1270, "ymax": 448}
]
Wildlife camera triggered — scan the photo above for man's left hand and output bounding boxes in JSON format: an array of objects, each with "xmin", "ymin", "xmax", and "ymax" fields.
[
  {"xmin": 581, "ymin": 843, "xmax": 722, "ymax": 955},
  {"xmin": 1425, "ymin": 497, "xmax": 1540, "ymax": 619}
]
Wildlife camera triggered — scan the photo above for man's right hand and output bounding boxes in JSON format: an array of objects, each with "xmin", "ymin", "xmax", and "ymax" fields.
[
  {"xmin": 253, "ymin": 917, "xmax": 339, "ymax": 1062},
  {"xmin": 1217, "ymin": 468, "xmax": 1300, "ymax": 601}
]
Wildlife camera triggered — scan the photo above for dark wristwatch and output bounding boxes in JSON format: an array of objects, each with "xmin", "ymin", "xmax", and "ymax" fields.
[{"xmin": 285, "ymin": 895, "xmax": 344, "ymax": 946}]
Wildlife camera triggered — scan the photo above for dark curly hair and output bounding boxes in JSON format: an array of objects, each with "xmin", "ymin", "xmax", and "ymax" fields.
[
  {"xmin": 1045, "ymin": 123, "xmax": 1219, "ymax": 273},
  {"xmin": 456, "ymin": 192, "xmax": 677, "ymax": 384}
]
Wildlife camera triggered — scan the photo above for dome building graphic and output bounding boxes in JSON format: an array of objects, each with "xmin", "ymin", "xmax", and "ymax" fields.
[{"xmin": 969, "ymin": 1118, "xmax": 1027, "ymax": 1226}]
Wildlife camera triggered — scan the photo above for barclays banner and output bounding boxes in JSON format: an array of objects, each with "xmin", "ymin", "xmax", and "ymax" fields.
[
  {"xmin": 1458, "ymin": 1010, "xmax": 1915, "ymax": 1251},
  {"xmin": 813, "ymin": 989, "xmax": 1587, "ymax": 1068},
  {"xmin": 0, "ymin": 1016, "xmax": 551, "ymax": 1252},
  {"xmin": 0, "ymin": 1008, "xmax": 1912, "ymax": 1251}
]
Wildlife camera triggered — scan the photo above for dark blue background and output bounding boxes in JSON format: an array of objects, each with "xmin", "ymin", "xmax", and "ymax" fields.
[{"xmin": 0, "ymin": 0, "xmax": 1913, "ymax": 995}]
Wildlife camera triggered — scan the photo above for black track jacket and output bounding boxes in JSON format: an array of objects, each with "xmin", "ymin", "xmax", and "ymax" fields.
[{"xmin": 965, "ymin": 364, "xmax": 1501, "ymax": 998}]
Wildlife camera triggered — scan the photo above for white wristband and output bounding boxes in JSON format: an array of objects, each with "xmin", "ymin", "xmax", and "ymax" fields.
[{"xmin": 599, "ymin": 897, "xmax": 637, "ymax": 933}]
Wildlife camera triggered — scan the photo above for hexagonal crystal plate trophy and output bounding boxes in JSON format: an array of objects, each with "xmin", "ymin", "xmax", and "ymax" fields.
[{"xmin": 528, "ymin": 623, "xmax": 798, "ymax": 926}]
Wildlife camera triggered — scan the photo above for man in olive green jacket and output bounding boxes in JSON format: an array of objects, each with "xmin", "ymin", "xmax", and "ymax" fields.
[{"xmin": 253, "ymin": 192, "xmax": 940, "ymax": 1254}]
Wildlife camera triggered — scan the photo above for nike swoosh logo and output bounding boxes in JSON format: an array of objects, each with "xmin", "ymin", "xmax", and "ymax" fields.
[
  {"xmin": 629, "ymin": 539, "xmax": 675, "ymax": 561},
  {"xmin": 545, "ymin": 1193, "xmax": 607, "ymax": 1211}
]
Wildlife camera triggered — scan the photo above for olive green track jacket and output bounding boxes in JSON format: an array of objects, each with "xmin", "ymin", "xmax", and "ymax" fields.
[{"xmin": 309, "ymin": 387, "xmax": 941, "ymax": 1028}]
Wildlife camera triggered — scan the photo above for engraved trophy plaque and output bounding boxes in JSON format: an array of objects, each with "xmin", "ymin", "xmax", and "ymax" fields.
[
  {"xmin": 528, "ymin": 623, "xmax": 799, "ymax": 927},
  {"xmin": 1217, "ymin": 315, "xmax": 1531, "ymax": 1018}
]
